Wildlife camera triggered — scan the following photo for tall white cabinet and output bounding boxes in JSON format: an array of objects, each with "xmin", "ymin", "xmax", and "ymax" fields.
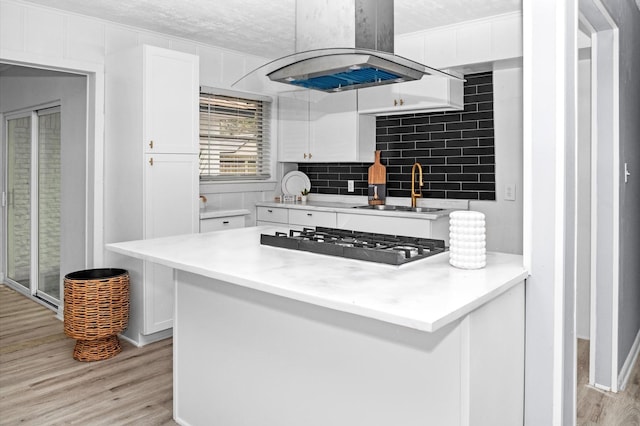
[{"xmin": 104, "ymin": 45, "xmax": 199, "ymax": 346}]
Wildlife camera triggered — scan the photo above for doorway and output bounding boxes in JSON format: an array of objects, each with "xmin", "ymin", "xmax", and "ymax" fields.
[{"xmin": 1, "ymin": 64, "xmax": 89, "ymax": 312}]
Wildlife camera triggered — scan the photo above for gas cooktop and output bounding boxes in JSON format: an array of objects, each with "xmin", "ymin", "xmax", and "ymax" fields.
[{"xmin": 260, "ymin": 227, "xmax": 446, "ymax": 266}]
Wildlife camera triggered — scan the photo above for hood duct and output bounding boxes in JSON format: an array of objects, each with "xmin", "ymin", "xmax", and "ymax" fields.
[{"xmin": 233, "ymin": 0, "xmax": 462, "ymax": 95}]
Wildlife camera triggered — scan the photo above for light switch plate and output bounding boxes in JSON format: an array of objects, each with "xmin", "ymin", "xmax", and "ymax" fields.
[
  {"xmin": 348, "ymin": 180, "xmax": 354, "ymax": 192},
  {"xmin": 505, "ymin": 184, "xmax": 516, "ymax": 201}
]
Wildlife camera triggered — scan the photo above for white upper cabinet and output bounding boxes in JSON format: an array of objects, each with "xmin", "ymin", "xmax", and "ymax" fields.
[
  {"xmin": 355, "ymin": 30, "xmax": 463, "ymax": 115},
  {"xmin": 404, "ymin": 12, "xmax": 523, "ymax": 70},
  {"xmin": 279, "ymin": 91, "xmax": 376, "ymax": 163},
  {"xmin": 144, "ymin": 46, "xmax": 199, "ymax": 154},
  {"xmin": 357, "ymin": 76, "xmax": 463, "ymax": 115},
  {"xmin": 278, "ymin": 94, "xmax": 310, "ymax": 162},
  {"xmin": 309, "ymin": 91, "xmax": 375, "ymax": 162}
]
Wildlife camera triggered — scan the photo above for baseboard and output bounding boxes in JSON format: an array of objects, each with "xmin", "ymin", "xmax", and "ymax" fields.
[
  {"xmin": 118, "ymin": 333, "xmax": 141, "ymax": 347},
  {"xmin": 618, "ymin": 328, "xmax": 640, "ymax": 391},
  {"xmin": 119, "ymin": 328, "xmax": 173, "ymax": 348}
]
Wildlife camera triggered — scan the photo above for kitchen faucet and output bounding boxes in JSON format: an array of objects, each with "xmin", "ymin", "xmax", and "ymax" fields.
[{"xmin": 411, "ymin": 162, "xmax": 423, "ymax": 208}]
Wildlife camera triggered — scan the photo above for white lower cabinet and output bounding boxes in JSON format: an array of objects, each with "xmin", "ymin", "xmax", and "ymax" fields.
[
  {"xmin": 337, "ymin": 212, "xmax": 449, "ymax": 241},
  {"xmin": 256, "ymin": 206, "xmax": 289, "ymax": 226},
  {"xmin": 143, "ymin": 263, "xmax": 175, "ymax": 334},
  {"xmin": 200, "ymin": 215, "xmax": 245, "ymax": 233},
  {"xmin": 256, "ymin": 205, "xmax": 449, "ymax": 245},
  {"xmin": 257, "ymin": 206, "xmax": 337, "ymax": 229},
  {"xmin": 289, "ymin": 209, "xmax": 336, "ymax": 228}
]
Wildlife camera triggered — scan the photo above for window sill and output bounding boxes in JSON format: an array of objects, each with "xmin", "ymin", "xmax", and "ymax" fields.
[{"xmin": 199, "ymin": 180, "xmax": 278, "ymax": 194}]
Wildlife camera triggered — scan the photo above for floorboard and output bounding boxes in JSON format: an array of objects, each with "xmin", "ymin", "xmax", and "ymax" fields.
[
  {"xmin": 3, "ymin": 284, "xmax": 638, "ymax": 425},
  {"xmin": 0, "ymin": 284, "xmax": 177, "ymax": 425},
  {"xmin": 577, "ymin": 338, "xmax": 640, "ymax": 425}
]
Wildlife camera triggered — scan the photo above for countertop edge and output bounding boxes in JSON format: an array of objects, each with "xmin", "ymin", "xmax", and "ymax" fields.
[
  {"xmin": 256, "ymin": 201, "xmax": 452, "ymax": 220},
  {"xmin": 106, "ymin": 233, "xmax": 527, "ymax": 333},
  {"xmin": 199, "ymin": 208, "xmax": 251, "ymax": 219}
]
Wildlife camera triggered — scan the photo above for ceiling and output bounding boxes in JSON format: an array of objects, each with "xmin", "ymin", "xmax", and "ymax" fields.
[{"xmin": 19, "ymin": 0, "xmax": 522, "ymax": 59}]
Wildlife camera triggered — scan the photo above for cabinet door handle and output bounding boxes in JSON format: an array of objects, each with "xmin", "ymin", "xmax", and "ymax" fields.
[
  {"xmin": 223, "ymin": 220, "xmax": 230, "ymax": 225},
  {"xmin": 303, "ymin": 153, "xmax": 307, "ymax": 159},
  {"xmin": 267, "ymin": 209, "xmax": 273, "ymax": 213},
  {"xmin": 400, "ymin": 98, "xmax": 404, "ymax": 106},
  {"xmin": 308, "ymin": 153, "xmax": 312, "ymax": 159},
  {"xmin": 393, "ymin": 99, "xmax": 397, "ymax": 106},
  {"xmin": 149, "ymin": 157, "xmax": 153, "ymax": 166},
  {"xmin": 149, "ymin": 140, "xmax": 154, "ymax": 149}
]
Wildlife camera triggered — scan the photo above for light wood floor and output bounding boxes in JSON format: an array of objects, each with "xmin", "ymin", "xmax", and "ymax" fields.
[
  {"xmin": 577, "ymin": 338, "xmax": 640, "ymax": 425},
  {"xmin": 0, "ymin": 285, "xmax": 177, "ymax": 425},
  {"xmin": 2, "ymin": 284, "xmax": 639, "ymax": 425}
]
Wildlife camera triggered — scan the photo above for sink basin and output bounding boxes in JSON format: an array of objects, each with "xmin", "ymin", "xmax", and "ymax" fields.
[
  {"xmin": 352, "ymin": 205, "xmax": 443, "ymax": 213},
  {"xmin": 409, "ymin": 207, "xmax": 444, "ymax": 213},
  {"xmin": 353, "ymin": 205, "xmax": 406, "ymax": 211}
]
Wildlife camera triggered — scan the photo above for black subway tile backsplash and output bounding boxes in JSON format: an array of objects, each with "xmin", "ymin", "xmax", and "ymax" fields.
[
  {"xmin": 415, "ymin": 123, "xmax": 446, "ymax": 132},
  {"xmin": 297, "ymin": 72, "xmax": 496, "ymax": 201},
  {"xmin": 465, "ymin": 74, "xmax": 492, "ymax": 85}
]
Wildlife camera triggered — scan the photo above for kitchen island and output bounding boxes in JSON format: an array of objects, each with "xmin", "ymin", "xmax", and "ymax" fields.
[{"xmin": 107, "ymin": 226, "xmax": 528, "ymax": 426}]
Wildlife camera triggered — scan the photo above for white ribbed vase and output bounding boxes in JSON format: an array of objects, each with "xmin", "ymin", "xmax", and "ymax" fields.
[{"xmin": 449, "ymin": 210, "xmax": 486, "ymax": 269}]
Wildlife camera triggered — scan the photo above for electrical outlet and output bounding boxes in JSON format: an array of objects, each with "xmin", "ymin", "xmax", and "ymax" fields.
[
  {"xmin": 504, "ymin": 184, "xmax": 516, "ymax": 201},
  {"xmin": 348, "ymin": 180, "xmax": 355, "ymax": 192}
]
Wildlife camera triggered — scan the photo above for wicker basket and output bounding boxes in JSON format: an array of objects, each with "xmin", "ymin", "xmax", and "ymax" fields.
[{"xmin": 64, "ymin": 268, "xmax": 129, "ymax": 362}]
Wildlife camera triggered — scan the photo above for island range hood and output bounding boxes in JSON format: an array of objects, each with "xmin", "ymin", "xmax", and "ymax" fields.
[{"xmin": 232, "ymin": 0, "xmax": 462, "ymax": 95}]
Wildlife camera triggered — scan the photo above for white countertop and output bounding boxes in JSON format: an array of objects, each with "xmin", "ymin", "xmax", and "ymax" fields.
[
  {"xmin": 256, "ymin": 200, "xmax": 453, "ymax": 220},
  {"xmin": 199, "ymin": 208, "xmax": 251, "ymax": 220},
  {"xmin": 106, "ymin": 226, "xmax": 527, "ymax": 332}
]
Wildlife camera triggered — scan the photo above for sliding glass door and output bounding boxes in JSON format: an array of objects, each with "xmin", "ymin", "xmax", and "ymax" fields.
[
  {"xmin": 6, "ymin": 114, "xmax": 32, "ymax": 290},
  {"xmin": 36, "ymin": 108, "xmax": 61, "ymax": 303},
  {"xmin": 4, "ymin": 107, "xmax": 61, "ymax": 305}
]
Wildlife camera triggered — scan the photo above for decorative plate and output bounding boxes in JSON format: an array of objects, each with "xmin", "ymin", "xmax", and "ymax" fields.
[{"xmin": 281, "ymin": 171, "xmax": 311, "ymax": 196}]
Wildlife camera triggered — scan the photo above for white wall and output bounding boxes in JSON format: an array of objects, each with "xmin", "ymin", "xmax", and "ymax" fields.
[
  {"xmin": 469, "ymin": 65, "xmax": 523, "ymax": 255},
  {"xmin": 523, "ymin": 0, "xmax": 579, "ymax": 423},
  {"xmin": 0, "ymin": 71, "xmax": 88, "ymax": 294},
  {"xmin": 601, "ymin": 0, "xmax": 640, "ymax": 385},
  {"xmin": 0, "ymin": 0, "xmax": 278, "ymax": 268}
]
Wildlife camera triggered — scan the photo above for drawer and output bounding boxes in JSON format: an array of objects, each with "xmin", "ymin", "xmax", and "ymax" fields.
[
  {"xmin": 336, "ymin": 213, "xmax": 432, "ymax": 238},
  {"xmin": 256, "ymin": 206, "xmax": 288, "ymax": 224},
  {"xmin": 200, "ymin": 215, "xmax": 245, "ymax": 233},
  {"xmin": 289, "ymin": 209, "xmax": 336, "ymax": 228}
]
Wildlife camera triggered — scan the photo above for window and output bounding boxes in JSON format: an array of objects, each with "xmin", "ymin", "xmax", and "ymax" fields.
[{"xmin": 199, "ymin": 91, "xmax": 271, "ymax": 181}]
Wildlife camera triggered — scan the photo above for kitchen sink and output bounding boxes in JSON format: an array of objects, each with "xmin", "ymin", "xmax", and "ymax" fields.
[{"xmin": 352, "ymin": 205, "xmax": 444, "ymax": 213}]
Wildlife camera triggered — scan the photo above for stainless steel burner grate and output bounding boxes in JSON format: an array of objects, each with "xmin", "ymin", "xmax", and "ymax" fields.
[{"xmin": 260, "ymin": 227, "xmax": 446, "ymax": 265}]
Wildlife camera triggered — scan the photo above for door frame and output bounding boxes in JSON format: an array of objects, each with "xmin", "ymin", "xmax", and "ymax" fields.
[
  {"xmin": 579, "ymin": 0, "xmax": 621, "ymax": 393},
  {"xmin": 0, "ymin": 52, "xmax": 105, "ymax": 317}
]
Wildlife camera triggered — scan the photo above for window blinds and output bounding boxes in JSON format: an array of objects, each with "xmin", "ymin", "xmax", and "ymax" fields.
[{"xmin": 199, "ymin": 93, "xmax": 271, "ymax": 181}]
